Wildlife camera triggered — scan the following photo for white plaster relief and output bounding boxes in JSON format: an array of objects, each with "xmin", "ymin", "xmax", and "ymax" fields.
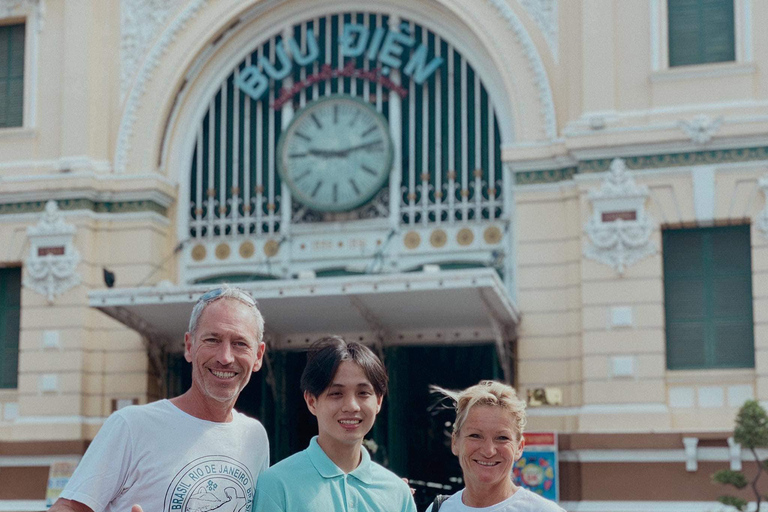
[
  {"xmin": 669, "ymin": 387, "xmax": 695, "ymax": 408},
  {"xmin": 120, "ymin": 0, "xmax": 186, "ymax": 101},
  {"xmin": 678, "ymin": 115, "xmax": 722, "ymax": 145},
  {"xmin": 486, "ymin": 0, "xmax": 557, "ymax": 139},
  {"xmin": 518, "ymin": 0, "xmax": 558, "ymax": 62},
  {"xmin": 756, "ymin": 174, "xmax": 768, "ymax": 237},
  {"xmin": 682, "ymin": 437, "xmax": 698, "ymax": 472},
  {"xmin": 0, "ymin": 0, "xmax": 44, "ymax": 31},
  {"xmin": 583, "ymin": 158, "xmax": 656, "ymax": 274},
  {"xmin": 24, "ymin": 200, "xmax": 81, "ymax": 302},
  {"xmin": 115, "ymin": 0, "xmax": 211, "ymax": 173},
  {"xmin": 697, "ymin": 386, "xmax": 724, "ymax": 408},
  {"xmin": 727, "ymin": 385, "xmax": 754, "ymax": 407}
]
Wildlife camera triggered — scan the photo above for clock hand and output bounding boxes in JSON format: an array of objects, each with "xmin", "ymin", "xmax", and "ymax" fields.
[
  {"xmin": 341, "ymin": 139, "xmax": 384, "ymax": 154},
  {"xmin": 324, "ymin": 140, "xmax": 383, "ymax": 158},
  {"xmin": 307, "ymin": 148, "xmax": 346, "ymax": 158}
]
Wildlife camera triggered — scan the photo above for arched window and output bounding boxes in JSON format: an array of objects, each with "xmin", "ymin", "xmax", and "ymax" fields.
[{"xmin": 188, "ymin": 12, "xmax": 505, "ymax": 240}]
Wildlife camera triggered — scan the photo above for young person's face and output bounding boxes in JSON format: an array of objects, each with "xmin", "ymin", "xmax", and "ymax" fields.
[{"xmin": 304, "ymin": 361, "xmax": 383, "ymax": 452}]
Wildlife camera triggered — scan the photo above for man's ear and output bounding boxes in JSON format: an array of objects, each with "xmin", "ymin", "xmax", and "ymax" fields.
[
  {"xmin": 304, "ymin": 391, "xmax": 318, "ymax": 416},
  {"xmin": 184, "ymin": 332, "xmax": 193, "ymax": 363},
  {"xmin": 451, "ymin": 433, "xmax": 458, "ymax": 456},
  {"xmin": 252, "ymin": 342, "xmax": 266, "ymax": 372}
]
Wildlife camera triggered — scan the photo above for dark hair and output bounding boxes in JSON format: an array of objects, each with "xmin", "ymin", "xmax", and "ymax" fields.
[{"xmin": 300, "ymin": 336, "xmax": 389, "ymax": 398}]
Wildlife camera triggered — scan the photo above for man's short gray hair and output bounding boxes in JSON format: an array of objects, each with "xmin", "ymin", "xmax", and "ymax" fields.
[{"xmin": 188, "ymin": 285, "xmax": 264, "ymax": 343}]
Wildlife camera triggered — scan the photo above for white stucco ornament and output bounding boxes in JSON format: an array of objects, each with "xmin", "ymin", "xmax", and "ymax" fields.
[
  {"xmin": 0, "ymin": 0, "xmax": 44, "ymax": 31},
  {"xmin": 679, "ymin": 115, "xmax": 722, "ymax": 145},
  {"xmin": 757, "ymin": 175, "xmax": 768, "ymax": 237},
  {"xmin": 120, "ymin": 0, "xmax": 186, "ymax": 100},
  {"xmin": 583, "ymin": 158, "xmax": 656, "ymax": 274},
  {"xmin": 25, "ymin": 200, "xmax": 81, "ymax": 302}
]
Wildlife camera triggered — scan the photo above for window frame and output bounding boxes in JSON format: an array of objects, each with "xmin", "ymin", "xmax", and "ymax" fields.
[
  {"xmin": 0, "ymin": 266, "xmax": 21, "ymax": 389},
  {"xmin": 651, "ymin": 0, "xmax": 751, "ymax": 72},
  {"xmin": 0, "ymin": 9, "xmax": 40, "ymax": 132},
  {"xmin": 663, "ymin": 224, "xmax": 755, "ymax": 371}
]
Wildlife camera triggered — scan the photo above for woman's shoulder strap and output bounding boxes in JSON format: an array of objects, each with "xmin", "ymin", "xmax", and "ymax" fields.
[{"xmin": 432, "ymin": 494, "xmax": 450, "ymax": 512}]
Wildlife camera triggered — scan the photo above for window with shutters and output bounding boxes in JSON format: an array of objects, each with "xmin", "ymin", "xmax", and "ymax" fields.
[
  {"xmin": 663, "ymin": 225, "xmax": 754, "ymax": 370},
  {"xmin": 667, "ymin": 0, "xmax": 735, "ymax": 67},
  {"xmin": 0, "ymin": 267, "xmax": 21, "ymax": 388},
  {"xmin": 0, "ymin": 23, "xmax": 24, "ymax": 128}
]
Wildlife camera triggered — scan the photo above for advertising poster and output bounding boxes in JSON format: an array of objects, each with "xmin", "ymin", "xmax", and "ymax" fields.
[
  {"xmin": 46, "ymin": 460, "xmax": 80, "ymax": 507},
  {"xmin": 512, "ymin": 432, "xmax": 559, "ymax": 501}
]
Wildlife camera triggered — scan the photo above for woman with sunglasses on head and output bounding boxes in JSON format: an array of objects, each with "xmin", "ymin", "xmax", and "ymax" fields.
[
  {"xmin": 253, "ymin": 336, "xmax": 416, "ymax": 512},
  {"xmin": 428, "ymin": 381, "xmax": 565, "ymax": 512}
]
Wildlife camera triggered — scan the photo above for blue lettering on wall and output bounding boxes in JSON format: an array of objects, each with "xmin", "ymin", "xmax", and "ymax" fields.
[{"xmin": 235, "ymin": 21, "xmax": 444, "ymax": 101}]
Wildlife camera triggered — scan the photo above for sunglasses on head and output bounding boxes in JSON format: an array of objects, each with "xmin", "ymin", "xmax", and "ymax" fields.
[{"xmin": 197, "ymin": 287, "xmax": 257, "ymax": 307}]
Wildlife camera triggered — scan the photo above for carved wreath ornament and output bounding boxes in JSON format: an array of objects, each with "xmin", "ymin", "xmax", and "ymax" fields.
[
  {"xmin": 25, "ymin": 200, "xmax": 81, "ymax": 302},
  {"xmin": 583, "ymin": 159, "xmax": 656, "ymax": 274}
]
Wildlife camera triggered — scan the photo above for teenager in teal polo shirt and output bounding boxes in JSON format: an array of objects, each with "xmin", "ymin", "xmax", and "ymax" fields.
[{"xmin": 253, "ymin": 336, "xmax": 417, "ymax": 512}]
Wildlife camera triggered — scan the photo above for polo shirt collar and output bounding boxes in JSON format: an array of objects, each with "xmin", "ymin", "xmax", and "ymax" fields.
[{"xmin": 307, "ymin": 436, "xmax": 374, "ymax": 484}]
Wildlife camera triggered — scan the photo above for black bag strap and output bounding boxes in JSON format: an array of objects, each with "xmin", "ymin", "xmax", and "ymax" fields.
[{"xmin": 432, "ymin": 494, "xmax": 449, "ymax": 512}]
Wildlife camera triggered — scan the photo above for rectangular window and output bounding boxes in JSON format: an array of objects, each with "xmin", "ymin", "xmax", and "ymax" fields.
[
  {"xmin": 0, "ymin": 267, "xmax": 21, "ymax": 388},
  {"xmin": 664, "ymin": 225, "xmax": 754, "ymax": 370},
  {"xmin": 668, "ymin": 0, "xmax": 735, "ymax": 67},
  {"xmin": 0, "ymin": 23, "xmax": 25, "ymax": 128}
]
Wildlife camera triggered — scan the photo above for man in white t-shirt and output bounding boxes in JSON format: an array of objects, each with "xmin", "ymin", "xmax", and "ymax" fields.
[{"xmin": 49, "ymin": 286, "xmax": 270, "ymax": 512}]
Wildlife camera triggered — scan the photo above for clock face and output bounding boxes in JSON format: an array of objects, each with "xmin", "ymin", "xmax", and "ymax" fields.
[{"xmin": 277, "ymin": 95, "xmax": 394, "ymax": 212}]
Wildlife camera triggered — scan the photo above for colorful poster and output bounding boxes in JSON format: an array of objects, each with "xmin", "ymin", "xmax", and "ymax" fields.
[
  {"xmin": 46, "ymin": 460, "xmax": 79, "ymax": 507},
  {"xmin": 512, "ymin": 432, "xmax": 559, "ymax": 501}
]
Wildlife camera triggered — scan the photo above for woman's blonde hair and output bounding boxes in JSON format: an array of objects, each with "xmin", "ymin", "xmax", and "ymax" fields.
[{"xmin": 432, "ymin": 380, "xmax": 526, "ymax": 438}]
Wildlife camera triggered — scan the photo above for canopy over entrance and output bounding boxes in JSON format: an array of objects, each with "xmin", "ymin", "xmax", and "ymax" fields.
[{"xmin": 89, "ymin": 268, "xmax": 520, "ymax": 377}]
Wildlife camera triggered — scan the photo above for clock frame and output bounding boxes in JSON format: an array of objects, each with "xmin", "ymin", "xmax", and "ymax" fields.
[{"xmin": 277, "ymin": 95, "xmax": 394, "ymax": 212}]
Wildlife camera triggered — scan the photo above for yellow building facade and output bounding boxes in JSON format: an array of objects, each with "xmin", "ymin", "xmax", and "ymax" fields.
[{"xmin": 1, "ymin": 0, "xmax": 767, "ymax": 509}]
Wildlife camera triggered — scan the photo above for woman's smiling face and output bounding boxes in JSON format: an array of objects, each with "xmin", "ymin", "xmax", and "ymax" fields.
[{"xmin": 451, "ymin": 405, "xmax": 525, "ymax": 494}]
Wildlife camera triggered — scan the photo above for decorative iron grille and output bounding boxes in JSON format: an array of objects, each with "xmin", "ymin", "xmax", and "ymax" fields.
[{"xmin": 188, "ymin": 12, "xmax": 504, "ymax": 238}]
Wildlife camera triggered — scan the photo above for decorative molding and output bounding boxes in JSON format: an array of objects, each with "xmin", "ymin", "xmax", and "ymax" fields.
[
  {"xmin": 583, "ymin": 159, "xmax": 656, "ymax": 274},
  {"xmin": 486, "ymin": 0, "xmax": 557, "ymax": 140},
  {"xmin": 115, "ymin": 0, "xmax": 210, "ymax": 173},
  {"xmin": 515, "ymin": 146, "xmax": 768, "ymax": 185},
  {"xmin": 24, "ymin": 200, "xmax": 81, "ymax": 303},
  {"xmin": 518, "ymin": 0, "xmax": 558, "ymax": 62},
  {"xmin": 0, "ymin": 199, "xmax": 168, "ymax": 216},
  {"xmin": 679, "ymin": 115, "xmax": 723, "ymax": 145},
  {"xmin": 120, "ymin": 0, "xmax": 185, "ymax": 101},
  {"xmin": 0, "ymin": 0, "xmax": 44, "ymax": 32}
]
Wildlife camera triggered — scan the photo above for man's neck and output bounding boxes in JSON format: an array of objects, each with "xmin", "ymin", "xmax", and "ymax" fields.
[
  {"xmin": 316, "ymin": 436, "xmax": 363, "ymax": 474},
  {"xmin": 171, "ymin": 389, "xmax": 234, "ymax": 423}
]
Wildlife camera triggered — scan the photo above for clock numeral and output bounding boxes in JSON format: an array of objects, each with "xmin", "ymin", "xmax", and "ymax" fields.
[
  {"xmin": 349, "ymin": 178, "xmax": 361, "ymax": 196},
  {"xmin": 361, "ymin": 165, "xmax": 378, "ymax": 176},
  {"xmin": 310, "ymin": 113, "xmax": 323, "ymax": 129},
  {"xmin": 295, "ymin": 131, "xmax": 311, "ymax": 142},
  {"xmin": 311, "ymin": 180, "xmax": 323, "ymax": 198},
  {"xmin": 348, "ymin": 110, "xmax": 360, "ymax": 127},
  {"xmin": 289, "ymin": 152, "xmax": 308, "ymax": 158},
  {"xmin": 362, "ymin": 125, "xmax": 377, "ymax": 137},
  {"xmin": 333, "ymin": 183, "xmax": 338, "ymax": 203},
  {"xmin": 294, "ymin": 170, "xmax": 311, "ymax": 183},
  {"xmin": 333, "ymin": 105, "xmax": 338, "ymax": 125}
]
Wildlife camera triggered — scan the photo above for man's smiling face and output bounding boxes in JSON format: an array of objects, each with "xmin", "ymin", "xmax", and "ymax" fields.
[{"xmin": 184, "ymin": 298, "xmax": 265, "ymax": 406}]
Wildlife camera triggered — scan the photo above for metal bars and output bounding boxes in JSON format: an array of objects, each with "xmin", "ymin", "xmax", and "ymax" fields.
[{"xmin": 188, "ymin": 12, "xmax": 504, "ymax": 239}]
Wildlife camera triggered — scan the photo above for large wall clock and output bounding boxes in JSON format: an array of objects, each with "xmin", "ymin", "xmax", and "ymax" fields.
[{"xmin": 277, "ymin": 95, "xmax": 394, "ymax": 212}]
